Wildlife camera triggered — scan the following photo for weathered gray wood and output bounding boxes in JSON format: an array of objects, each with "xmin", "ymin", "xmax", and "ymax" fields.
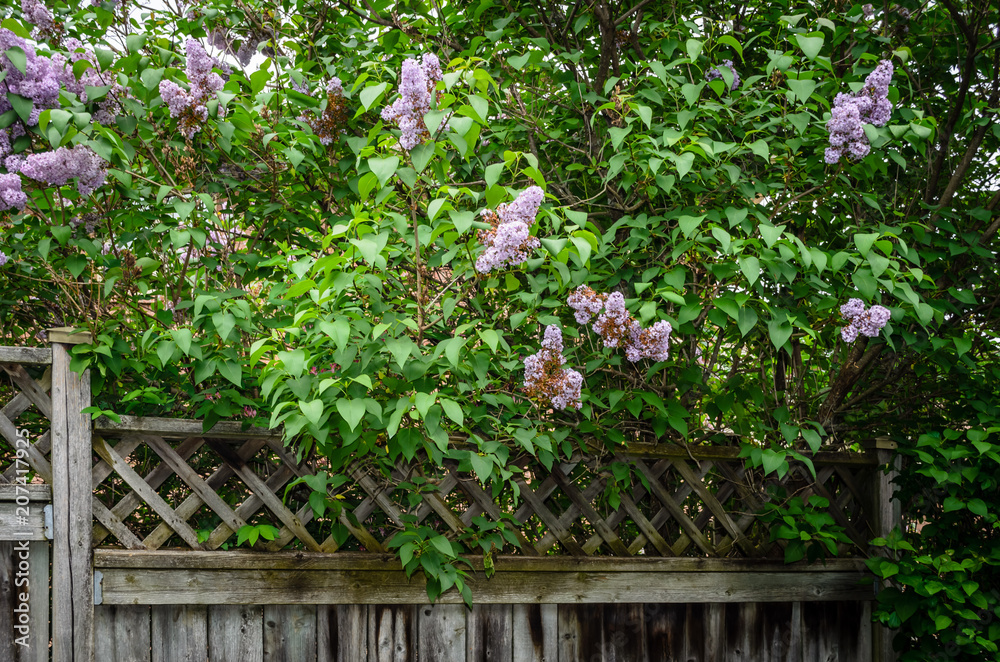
[
  {"xmin": 369, "ymin": 605, "xmax": 416, "ymax": 662},
  {"xmin": 263, "ymin": 604, "xmax": 317, "ymax": 662},
  {"xmin": 647, "ymin": 604, "xmax": 684, "ymax": 661},
  {"xmin": 604, "ymin": 603, "xmax": 646, "ymax": 662},
  {"xmin": 418, "ymin": 604, "xmax": 465, "ymax": 661},
  {"xmin": 50, "ymin": 341, "xmax": 93, "ymax": 662},
  {"xmin": 17, "ymin": 540, "xmax": 49, "ymax": 662},
  {"xmin": 151, "ymin": 605, "xmax": 207, "ymax": 662},
  {"xmin": 0, "ymin": 347, "xmax": 52, "ymax": 364},
  {"xmin": 0, "ymin": 542, "xmax": 17, "ymax": 662},
  {"xmin": 1, "ymin": 364, "xmax": 52, "ymax": 418},
  {"xmin": 0, "ymin": 485, "xmax": 51, "ymax": 501},
  {"xmin": 209, "ymin": 604, "xmax": 263, "ymax": 662},
  {"xmin": 704, "ymin": 603, "xmax": 726, "ymax": 662},
  {"xmin": 558, "ymin": 604, "xmax": 604, "ymax": 662},
  {"xmin": 466, "ymin": 604, "xmax": 512, "ymax": 662},
  {"xmin": 872, "ymin": 445, "xmax": 900, "ymax": 662},
  {"xmin": 96, "ymin": 566, "xmax": 874, "ymax": 605},
  {"xmin": 511, "ymin": 604, "xmax": 557, "ymax": 662},
  {"xmin": 94, "ymin": 605, "xmax": 151, "ymax": 662},
  {"xmin": 95, "ymin": 414, "xmax": 281, "ymax": 440},
  {"xmin": 0, "ymin": 503, "xmax": 47, "ymax": 541},
  {"xmin": 317, "ymin": 605, "xmax": 367, "ymax": 662},
  {"xmin": 93, "ymin": 549, "xmax": 868, "ymax": 573}
]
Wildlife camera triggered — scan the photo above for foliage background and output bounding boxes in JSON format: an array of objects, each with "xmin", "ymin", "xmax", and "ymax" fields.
[{"xmin": 0, "ymin": 0, "xmax": 997, "ymax": 657}]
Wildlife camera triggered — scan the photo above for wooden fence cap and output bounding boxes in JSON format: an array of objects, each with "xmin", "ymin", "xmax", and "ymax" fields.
[{"xmin": 48, "ymin": 326, "xmax": 93, "ymax": 345}]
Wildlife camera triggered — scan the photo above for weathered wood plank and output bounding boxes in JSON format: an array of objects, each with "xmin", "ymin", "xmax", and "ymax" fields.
[
  {"xmin": 622, "ymin": 443, "xmax": 877, "ymax": 466},
  {"xmin": 466, "ymin": 604, "xmax": 512, "ymax": 662},
  {"xmin": 93, "ymin": 549, "xmax": 869, "ymax": 573},
  {"xmin": 511, "ymin": 604, "xmax": 557, "ymax": 662},
  {"xmin": 0, "ymin": 347, "xmax": 52, "ymax": 365},
  {"xmin": 317, "ymin": 605, "xmax": 367, "ymax": 662},
  {"xmin": 50, "ymin": 341, "xmax": 93, "ymax": 662},
  {"xmin": 0, "ymin": 485, "xmax": 50, "ymax": 501},
  {"xmin": 418, "ymin": 604, "xmax": 465, "ymax": 661},
  {"xmin": 96, "ymin": 414, "xmax": 281, "ymax": 440},
  {"xmin": 0, "ymin": 502, "xmax": 47, "ymax": 541},
  {"xmin": 94, "ymin": 605, "xmax": 151, "ymax": 662},
  {"xmin": 151, "ymin": 605, "xmax": 207, "ymax": 662},
  {"xmin": 703, "ymin": 603, "xmax": 726, "ymax": 662},
  {"xmin": 263, "ymin": 604, "xmax": 317, "ymax": 662},
  {"xmin": 96, "ymin": 566, "xmax": 874, "ymax": 605},
  {"xmin": 19, "ymin": 540, "xmax": 49, "ymax": 662},
  {"xmin": 209, "ymin": 605, "xmax": 263, "ymax": 662},
  {"xmin": 646, "ymin": 604, "xmax": 684, "ymax": 662},
  {"xmin": 369, "ymin": 605, "xmax": 417, "ymax": 662},
  {"xmin": 558, "ymin": 604, "xmax": 603, "ymax": 662},
  {"xmin": 0, "ymin": 542, "xmax": 18, "ymax": 662},
  {"xmin": 604, "ymin": 603, "xmax": 646, "ymax": 662}
]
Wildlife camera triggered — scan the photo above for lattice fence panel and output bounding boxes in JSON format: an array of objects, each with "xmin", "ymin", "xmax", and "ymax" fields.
[{"xmin": 82, "ymin": 423, "xmax": 878, "ymax": 559}]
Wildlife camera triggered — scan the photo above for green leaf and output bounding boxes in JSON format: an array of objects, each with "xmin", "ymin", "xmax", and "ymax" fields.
[
  {"xmin": 678, "ymin": 214, "xmax": 705, "ymax": 238},
  {"xmin": 7, "ymin": 93, "xmax": 32, "ymax": 123},
  {"xmin": 170, "ymin": 328, "xmax": 193, "ymax": 355},
  {"xmin": 854, "ymin": 233, "xmax": 879, "ymax": 257},
  {"xmin": 218, "ymin": 360, "xmax": 242, "ymax": 387},
  {"xmin": 673, "ymin": 152, "xmax": 695, "ymax": 179},
  {"xmin": 368, "ymin": 156, "xmax": 399, "ymax": 187},
  {"xmin": 737, "ymin": 307, "xmax": 758, "ymax": 337},
  {"xmin": 794, "ymin": 33, "xmax": 825, "ymax": 60},
  {"xmin": 761, "ymin": 449, "xmax": 786, "ymax": 475},
  {"xmin": 4, "ymin": 48, "xmax": 26, "ymax": 75},
  {"xmin": 440, "ymin": 399, "xmax": 464, "ymax": 426},
  {"xmin": 336, "ymin": 398, "xmax": 366, "ymax": 431},
  {"xmin": 786, "ymin": 79, "xmax": 817, "ymax": 104},
  {"xmin": 414, "ymin": 392, "xmax": 435, "ymax": 418},
  {"xmin": 759, "ymin": 224, "xmax": 784, "ymax": 247},
  {"xmin": 747, "ymin": 139, "xmax": 769, "ymax": 161},
  {"xmin": 300, "ymin": 399, "xmax": 324, "ymax": 426},
  {"xmin": 768, "ymin": 317, "xmax": 792, "ymax": 350},
  {"xmin": 360, "ymin": 82, "xmax": 388, "ymax": 111},
  {"xmin": 738, "ymin": 256, "xmax": 761, "ymax": 286}
]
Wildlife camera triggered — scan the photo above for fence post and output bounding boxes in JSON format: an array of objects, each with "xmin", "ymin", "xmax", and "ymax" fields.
[
  {"xmin": 871, "ymin": 437, "xmax": 900, "ymax": 662},
  {"xmin": 49, "ymin": 328, "xmax": 93, "ymax": 662}
]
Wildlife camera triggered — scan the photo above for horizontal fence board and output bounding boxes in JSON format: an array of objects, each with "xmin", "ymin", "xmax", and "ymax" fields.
[
  {"xmin": 96, "ymin": 566, "xmax": 871, "ymax": 605},
  {"xmin": 95, "ymin": 415, "xmax": 282, "ymax": 440},
  {"xmin": 93, "ymin": 549, "xmax": 867, "ymax": 573},
  {"xmin": 0, "ymin": 347, "xmax": 52, "ymax": 365},
  {"xmin": 0, "ymin": 503, "xmax": 47, "ymax": 541}
]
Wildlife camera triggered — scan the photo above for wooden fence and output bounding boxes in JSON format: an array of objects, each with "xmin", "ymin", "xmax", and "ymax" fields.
[{"xmin": 0, "ymin": 337, "xmax": 900, "ymax": 661}]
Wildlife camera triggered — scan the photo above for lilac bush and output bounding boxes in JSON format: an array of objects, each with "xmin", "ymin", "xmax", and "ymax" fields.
[
  {"xmin": 839, "ymin": 297, "xmax": 891, "ymax": 342},
  {"xmin": 381, "ymin": 53, "xmax": 444, "ymax": 150},
  {"xmin": 825, "ymin": 60, "xmax": 894, "ymax": 164},
  {"xmin": 523, "ymin": 325, "xmax": 583, "ymax": 410},
  {"xmin": 474, "ymin": 186, "xmax": 543, "ymax": 273}
]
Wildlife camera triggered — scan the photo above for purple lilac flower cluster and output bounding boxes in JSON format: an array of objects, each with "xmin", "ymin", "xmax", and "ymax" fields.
[
  {"xmin": 0, "ymin": 250, "xmax": 8, "ymax": 266},
  {"xmin": 706, "ymin": 60, "xmax": 740, "ymax": 91},
  {"xmin": 21, "ymin": 0, "xmax": 54, "ymax": 36},
  {"xmin": 380, "ymin": 53, "xmax": 444, "ymax": 150},
  {"xmin": 523, "ymin": 325, "xmax": 583, "ymax": 410},
  {"xmin": 20, "ymin": 144, "xmax": 106, "ymax": 195},
  {"xmin": 839, "ymin": 297, "xmax": 891, "ymax": 342},
  {"xmin": 0, "ymin": 29, "xmax": 65, "ymax": 129},
  {"xmin": 159, "ymin": 39, "xmax": 227, "ymax": 140},
  {"xmin": 825, "ymin": 60, "xmax": 894, "ymax": 164},
  {"xmin": 568, "ymin": 286, "xmax": 673, "ymax": 362},
  {"xmin": 475, "ymin": 186, "xmax": 543, "ymax": 273},
  {"xmin": 0, "ymin": 173, "xmax": 27, "ymax": 211}
]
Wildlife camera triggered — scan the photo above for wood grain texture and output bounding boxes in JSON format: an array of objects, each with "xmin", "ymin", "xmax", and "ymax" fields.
[
  {"xmin": 20, "ymin": 541, "xmax": 49, "ymax": 662},
  {"xmin": 369, "ymin": 605, "xmax": 416, "ymax": 662},
  {"xmin": 97, "ymin": 567, "xmax": 872, "ymax": 605},
  {"xmin": 0, "ymin": 503, "xmax": 47, "ymax": 541},
  {"xmin": 94, "ymin": 605, "xmax": 151, "ymax": 662},
  {"xmin": 466, "ymin": 604, "xmax": 512, "ymax": 662},
  {"xmin": 151, "ymin": 605, "xmax": 207, "ymax": 662},
  {"xmin": 264, "ymin": 604, "xmax": 317, "ymax": 662},
  {"xmin": 209, "ymin": 604, "xmax": 263, "ymax": 662},
  {"xmin": 418, "ymin": 604, "xmax": 465, "ymax": 661},
  {"xmin": 50, "ymin": 343, "xmax": 93, "ymax": 662},
  {"xmin": 317, "ymin": 604, "xmax": 367, "ymax": 662},
  {"xmin": 511, "ymin": 604, "xmax": 557, "ymax": 662},
  {"xmin": 0, "ymin": 347, "xmax": 52, "ymax": 364}
]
